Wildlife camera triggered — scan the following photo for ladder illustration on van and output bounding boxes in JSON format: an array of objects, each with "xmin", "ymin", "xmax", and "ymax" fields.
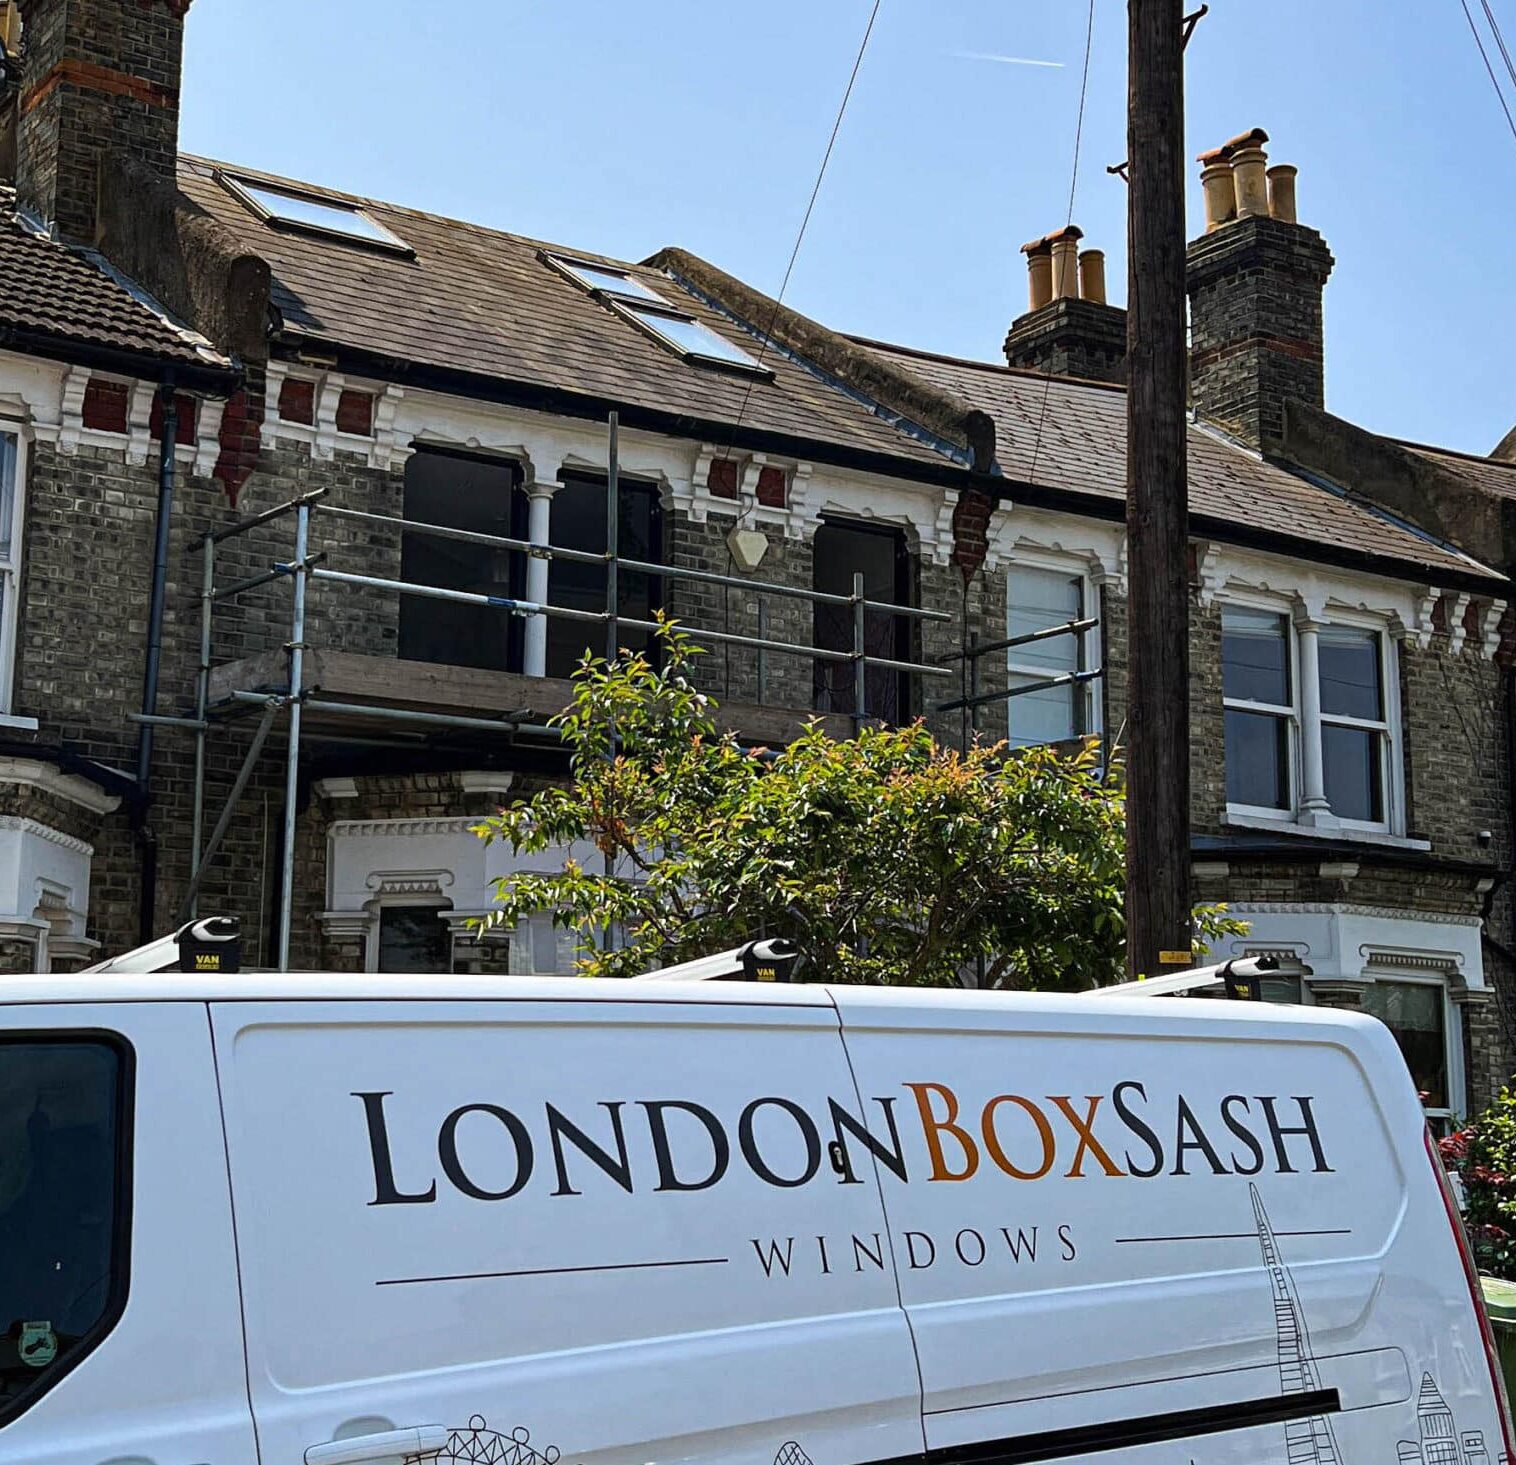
[{"xmin": 1251, "ymin": 1184, "xmax": 1344, "ymax": 1465}]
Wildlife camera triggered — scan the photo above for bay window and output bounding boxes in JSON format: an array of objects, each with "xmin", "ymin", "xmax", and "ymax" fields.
[
  {"xmin": 1221, "ymin": 603, "xmax": 1400, "ymax": 833},
  {"xmin": 1360, "ymin": 978, "xmax": 1454, "ymax": 1127}
]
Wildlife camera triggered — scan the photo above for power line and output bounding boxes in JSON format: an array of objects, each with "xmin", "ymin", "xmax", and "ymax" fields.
[
  {"xmin": 1460, "ymin": 0, "xmax": 1516, "ymax": 145},
  {"xmin": 724, "ymin": 0, "xmax": 883, "ymax": 451},
  {"xmin": 1480, "ymin": 0, "xmax": 1516, "ymax": 95},
  {"xmin": 1027, "ymin": 0, "xmax": 1098, "ymax": 487}
]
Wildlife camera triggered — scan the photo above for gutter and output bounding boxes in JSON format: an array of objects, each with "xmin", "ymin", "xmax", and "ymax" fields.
[{"xmin": 0, "ymin": 324, "xmax": 239, "ymax": 396}]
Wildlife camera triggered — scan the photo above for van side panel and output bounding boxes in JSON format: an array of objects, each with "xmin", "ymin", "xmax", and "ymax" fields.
[
  {"xmin": 0, "ymin": 1002, "xmax": 256, "ymax": 1465},
  {"xmin": 831, "ymin": 990, "xmax": 1507, "ymax": 1465},
  {"xmin": 213, "ymin": 997, "xmax": 924, "ymax": 1465}
]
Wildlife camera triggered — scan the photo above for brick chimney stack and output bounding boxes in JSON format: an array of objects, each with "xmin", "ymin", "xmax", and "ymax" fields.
[
  {"xmin": 1003, "ymin": 226, "xmax": 1127, "ymax": 385},
  {"xmin": 11, "ymin": 0, "xmax": 191, "ymax": 241},
  {"xmin": 1185, "ymin": 128, "xmax": 1334, "ymax": 453}
]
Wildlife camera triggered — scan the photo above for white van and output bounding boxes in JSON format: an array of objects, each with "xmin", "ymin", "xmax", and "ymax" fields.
[{"xmin": 0, "ymin": 973, "xmax": 1509, "ymax": 1465}]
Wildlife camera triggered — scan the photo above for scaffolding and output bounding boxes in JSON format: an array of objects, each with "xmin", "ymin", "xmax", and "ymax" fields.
[{"xmin": 154, "ymin": 415, "xmax": 961, "ymax": 971}]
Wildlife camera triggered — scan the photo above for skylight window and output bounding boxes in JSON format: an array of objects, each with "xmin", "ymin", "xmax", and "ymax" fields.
[
  {"xmin": 220, "ymin": 174, "xmax": 412, "ymax": 254},
  {"xmin": 623, "ymin": 306, "xmax": 763, "ymax": 369},
  {"xmin": 543, "ymin": 250, "xmax": 771, "ymax": 375},
  {"xmin": 552, "ymin": 257, "xmax": 665, "ymax": 301}
]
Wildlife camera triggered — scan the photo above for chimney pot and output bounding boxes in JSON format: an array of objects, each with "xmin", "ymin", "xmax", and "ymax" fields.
[
  {"xmin": 1267, "ymin": 164, "xmax": 1298, "ymax": 224},
  {"xmin": 1078, "ymin": 249, "xmax": 1107, "ymax": 305},
  {"xmin": 1230, "ymin": 139, "xmax": 1270, "ymax": 220},
  {"xmin": 1050, "ymin": 231, "xmax": 1081, "ymax": 300},
  {"xmin": 1199, "ymin": 159, "xmax": 1236, "ymax": 232},
  {"xmin": 1021, "ymin": 238, "xmax": 1054, "ymax": 311}
]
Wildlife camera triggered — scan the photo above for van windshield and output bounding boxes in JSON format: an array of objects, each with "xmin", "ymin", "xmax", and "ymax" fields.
[{"xmin": 0, "ymin": 1040, "xmax": 125, "ymax": 1422}]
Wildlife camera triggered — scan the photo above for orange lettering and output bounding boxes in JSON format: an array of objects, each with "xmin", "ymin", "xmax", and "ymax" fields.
[
  {"xmin": 981, "ymin": 1095, "xmax": 1055, "ymax": 1180},
  {"xmin": 1049, "ymin": 1095, "xmax": 1125, "ymax": 1177},
  {"xmin": 906, "ymin": 1082, "xmax": 979, "ymax": 1181}
]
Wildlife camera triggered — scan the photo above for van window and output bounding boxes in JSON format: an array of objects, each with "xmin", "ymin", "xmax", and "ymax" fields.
[{"xmin": 0, "ymin": 1037, "xmax": 129, "ymax": 1424}]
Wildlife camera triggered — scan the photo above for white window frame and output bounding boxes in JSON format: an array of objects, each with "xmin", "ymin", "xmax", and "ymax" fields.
[
  {"xmin": 1004, "ymin": 553, "xmax": 1101, "ymax": 749},
  {"xmin": 1220, "ymin": 596, "xmax": 1301, "ymax": 821},
  {"xmin": 1221, "ymin": 594, "xmax": 1404, "ymax": 837},
  {"xmin": 1316, "ymin": 614, "xmax": 1401, "ymax": 836},
  {"xmin": 0, "ymin": 422, "xmax": 28, "ymax": 719}
]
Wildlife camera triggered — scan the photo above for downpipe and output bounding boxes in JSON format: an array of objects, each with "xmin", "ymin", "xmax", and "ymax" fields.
[{"xmin": 134, "ymin": 383, "xmax": 177, "ymax": 945}]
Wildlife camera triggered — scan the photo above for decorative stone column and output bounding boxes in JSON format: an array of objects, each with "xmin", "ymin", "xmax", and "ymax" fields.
[
  {"xmin": 1293, "ymin": 608, "xmax": 1334, "ymax": 827},
  {"xmin": 522, "ymin": 479, "xmax": 562, "ymax": 677},
  {"xmin": 1304, "ymin": 974, "xmax": 1370, "ymax": 1009}
]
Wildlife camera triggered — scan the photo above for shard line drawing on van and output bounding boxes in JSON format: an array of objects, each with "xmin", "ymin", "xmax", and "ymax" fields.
[
  {"xmin": 774, "ymin": 1441, "xmax": 815, "ymax": 1465},
  {"xmin": 420, "ymin": 1416, "xmax": 571, "ymax": 1465},
  {"xmin": 1250, "ymin": 1182, "xmax": 1344, "ymax": 1465},
  {"xmin": 1393, "ymin": 1372, "xmax": 1493, "ymax": 1465}
]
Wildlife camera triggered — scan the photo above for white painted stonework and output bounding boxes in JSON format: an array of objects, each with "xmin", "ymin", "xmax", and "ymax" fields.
[
  {"xmin": 322, "ymin": 815, "xmax": 611, "ymax": 974},
  {"xmin": 0, "ymin": 815, "xmax": 96, "ymax": 968}
]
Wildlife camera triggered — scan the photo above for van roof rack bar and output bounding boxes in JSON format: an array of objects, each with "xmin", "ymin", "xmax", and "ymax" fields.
[
  {"xmin": 82, "ymin": 917, "xmax": 242, "ymax": 975},
  {"xmin": 634, "ymin": 939, "xmax": 802, "ymax": 983},
  {"xmin": 1081, "ymin": 953, "xmax": 1312, "ymax": 1000}
]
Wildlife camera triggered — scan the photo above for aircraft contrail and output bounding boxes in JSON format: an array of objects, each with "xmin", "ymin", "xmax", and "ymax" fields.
[{"xmin": 951, "ymin": 51, "xmax": 1065, "ymax": 68}]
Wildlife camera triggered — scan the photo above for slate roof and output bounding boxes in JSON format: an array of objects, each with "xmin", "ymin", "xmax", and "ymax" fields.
[
  {"xmin": 174, "ymin": 156, "xmax": 1502, "ymax": 589},
  {"xmin": 858, "ymin": 340, "xmax": 1504, "ymax": 587},
  {"xmin": 176, "ymin": 156, "xmax": 948, "ymax": 470},
  {"xmin": 0, "ymin": 185, "xmax": 229, "ymax": 373}
]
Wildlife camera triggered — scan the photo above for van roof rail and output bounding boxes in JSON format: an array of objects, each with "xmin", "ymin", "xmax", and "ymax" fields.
[
  {"xmin": 634, "ymin": 939, "xmax": 802, "ymax": 983},
  {"xmin": 82, "ymin": 917, "xmax": 242, "ymax": 975},
  {"xmin": 1081, "ymin": 953, "xmax": 1312, "ymax": 1001}
]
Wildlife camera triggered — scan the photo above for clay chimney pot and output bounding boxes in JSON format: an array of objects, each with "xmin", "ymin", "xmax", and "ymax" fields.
[
  {"xmin": 1021, "ymin": 238, "xmax": 1054, "ymax": 311},
  {"xmin": 1230, "ymin": 139, "xmax": 1270, "ymax": 220},
  {"xmin": 1049, "ymin": 232, "xmax": 1081, "ymax": 300},
  {"xmin": 1078, "ymin": 249, "xmax": 1107, "ymax": 306},
  {"xmin": 1222, "ymin": 126, "xmax": 1270, "ymax": 153},
  {"xmin": 1267, "ymin": 164, "xmax": 1298, "ymax": 224},
  {"xmin": 1199, "ymin": 159, "xmax": 1236, "ymax": 232}
]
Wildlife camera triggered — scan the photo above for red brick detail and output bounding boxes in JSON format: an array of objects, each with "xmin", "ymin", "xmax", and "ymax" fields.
[
  {"xmin": 335, "ymin": 389, "xmax": 374, "ymax": 436},
  {"xmin": 214, "ymin": 370, "xmax": 265, "ymax": 507},
  {"xmin": 1465, "ymin": 598, "xmax": 1486, "ymax": 652},
  {"xmin": 148, "ymin": 391, "xmax": 198, "ymax": 446},
  {"xmin": 81, "ymin": 379, "xmax": 129, "ymax": 434},
  {"xmin": 950, "ymin": 484, "xmax": 994, "ymax": 583},
  {"xmin": 756, "ymin": 464, "xmax": 786, "ymax": 508},
  {"xmin": 708, "ymin": 457, "xmax": 739, "ymax": 499},
  {"xmin": 278, "ymin": 378, "xmax": 315, "ymax": 425},
  {"xmin": 21, "ymin": 57, "xmax": 180, "ymax": 116}
]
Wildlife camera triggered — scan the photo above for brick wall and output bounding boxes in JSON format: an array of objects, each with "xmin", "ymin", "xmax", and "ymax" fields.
[
  {"xmin": 14, "ymin": 0, "xmax": 186, "ymax": 240},
  {"xmin": 1186, "ymin": 216, "xmax": 1335, "ymax": 453}
]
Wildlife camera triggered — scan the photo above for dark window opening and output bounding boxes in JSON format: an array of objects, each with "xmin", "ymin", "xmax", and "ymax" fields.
[
  {"xmin": 398, "ymin": 449, "xmax": 526, "ymax": 673},
  {"xmin": 545, "ymin": 474, "xmax": 663, "ymax": 681},
  {"xmin": 0, "ymin": 1036, "xmax": 130, "ymax": 1426},
  {"xmin": 376, "ymin": 906, "xmax": 452, "ymax": 974},
  {"xmin": 812, "ymin": 519, "xmax": 914, "ymax": 723}
]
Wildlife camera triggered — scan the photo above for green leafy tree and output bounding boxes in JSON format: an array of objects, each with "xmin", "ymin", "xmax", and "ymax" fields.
[{"xmin": 474, "ymin": 622, "xmax": 1243, "ymax": 986}]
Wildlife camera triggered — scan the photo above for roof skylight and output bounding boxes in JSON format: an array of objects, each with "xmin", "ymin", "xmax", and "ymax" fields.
[
  {"xmin": 552, "ymin": 257, "xmax": 665, "ymax": 301},
  {"xmin": 623, "ymin": 306, "xmax": 763, "ymax": 369},
  {"xmin": 220, "ymin": 174, "xmax": 412, "ymax": 254},
  {"xmin": 543, "ymin": 250, "xmax": 770, "ymax": 375}
]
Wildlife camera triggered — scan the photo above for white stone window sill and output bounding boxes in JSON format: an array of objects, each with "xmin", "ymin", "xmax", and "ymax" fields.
[
  {"xmin": 1223, "ymin": 811, "xmax": 1431, "ymax": 852},
  {"xmin": 0, "ymin": 715, "xmax": 40, "ymax": 733}
]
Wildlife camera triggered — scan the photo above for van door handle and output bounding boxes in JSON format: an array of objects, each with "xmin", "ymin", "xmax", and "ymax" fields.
[{"xmin": 305, "ymin": 1425, "xmax": 449, "ymax": 1465}]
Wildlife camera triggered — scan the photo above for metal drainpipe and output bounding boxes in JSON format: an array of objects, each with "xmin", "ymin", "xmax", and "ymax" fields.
[{"xmin": 134, "ymin": 382, "xmax": 178, "ymax": 944}]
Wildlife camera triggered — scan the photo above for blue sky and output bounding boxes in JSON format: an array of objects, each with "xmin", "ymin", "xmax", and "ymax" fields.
[{"xmin": 182, "ymin": 1, "xmax": 1514, "ymax": 455}]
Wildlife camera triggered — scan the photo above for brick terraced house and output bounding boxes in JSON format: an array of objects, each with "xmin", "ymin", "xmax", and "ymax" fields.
[{"xmin": 2, "ymin": 0, "xmax": 1516, "ymax": 1121}]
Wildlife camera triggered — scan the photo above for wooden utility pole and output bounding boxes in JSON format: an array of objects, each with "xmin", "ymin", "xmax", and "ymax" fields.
[{"xmin": 1124, "ymin": 0, "xmax": 1191, "ymax": 980}]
